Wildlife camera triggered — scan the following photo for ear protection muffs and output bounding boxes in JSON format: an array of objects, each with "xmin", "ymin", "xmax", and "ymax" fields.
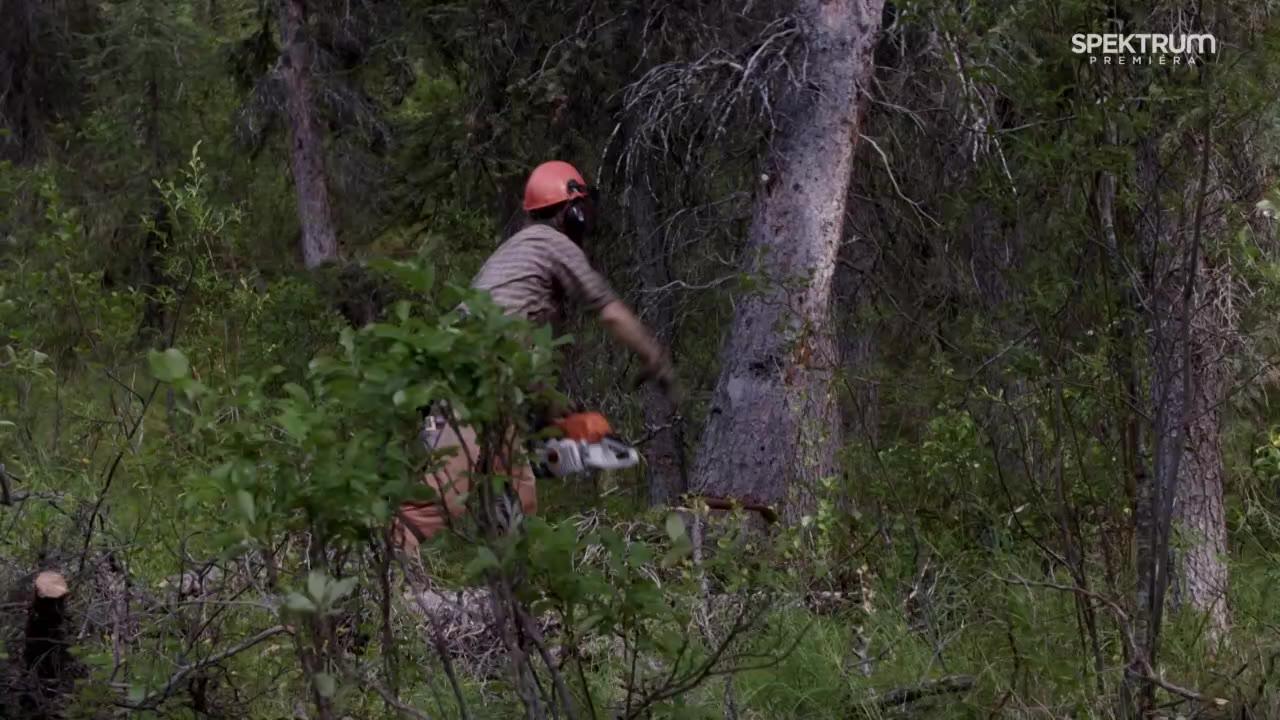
[
  {"xmin": 563, "ymin": 200, "xmax": 587, "ymax": 239},
  {"xmin": 562, "ymin": 197, "xmax": 595, "ymax": 243},
  {"xmin": 552, "ymin": 179, "xmax": 597, "ymax": 243}
]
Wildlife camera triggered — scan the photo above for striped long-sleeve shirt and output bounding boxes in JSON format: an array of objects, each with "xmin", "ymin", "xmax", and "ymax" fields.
[{"xmin": 470, "ymin": 224, "xmax": 618, "ymax": 327}]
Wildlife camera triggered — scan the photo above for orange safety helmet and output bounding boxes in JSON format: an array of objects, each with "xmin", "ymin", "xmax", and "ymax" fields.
[{"xmin": 523, "ymin": 160, "xmax": 590, "ymax": 212}]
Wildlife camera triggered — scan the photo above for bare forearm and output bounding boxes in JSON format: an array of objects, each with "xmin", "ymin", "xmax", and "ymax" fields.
[{"xmin": 599, "ymin": 300, "xmax": 663, "ymax": 364}]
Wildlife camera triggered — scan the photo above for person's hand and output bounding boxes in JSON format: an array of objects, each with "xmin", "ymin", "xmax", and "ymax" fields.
[
  {"xmin": 600, "ymin": 302, "xmax": 681, "ymax": 403},
  {"xmin": 637, "ymin": 353, "xmax": 681, "ymax": 405}
]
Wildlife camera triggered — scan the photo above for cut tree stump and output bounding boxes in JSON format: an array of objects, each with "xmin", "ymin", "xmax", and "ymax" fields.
[
  {"xmin": 24, "ymin": 571, "xmax": 71, "ymax": 680},
  {"xmin": 34, "ymin": 572, "xmax": 67, "ymax": 599}
]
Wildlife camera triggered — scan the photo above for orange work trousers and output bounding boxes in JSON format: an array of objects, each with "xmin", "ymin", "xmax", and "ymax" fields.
[{"xmin": 392, "ymin": 422, "xmax": 537, "ymax": 556}]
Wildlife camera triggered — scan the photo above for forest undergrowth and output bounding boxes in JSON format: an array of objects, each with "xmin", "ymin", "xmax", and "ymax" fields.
[{"xmin": 3, "ymin": 152, "xmax": 1280, "ymax": 719}]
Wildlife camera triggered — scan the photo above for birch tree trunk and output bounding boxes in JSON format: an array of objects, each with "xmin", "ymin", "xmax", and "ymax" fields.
[
  {"xmin": 691, "ymin": 0, "xmax": 884, "ymax": 522},
  {"xmin": 278, "ymin": 0, "xmax": 338, "ymax": 269}
]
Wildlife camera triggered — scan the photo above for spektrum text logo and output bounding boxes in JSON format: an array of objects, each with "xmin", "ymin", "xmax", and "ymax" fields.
[{"xmin": 1071, "ymin": 33, "xmax": 1217, "ymax": 65}]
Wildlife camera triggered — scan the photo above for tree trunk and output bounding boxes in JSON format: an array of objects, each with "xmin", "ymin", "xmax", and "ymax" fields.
[
  {"xmin": 626, "ymin": 164, "xmax": 688, "ymax": 507},
  {"xmin": 1128, "ymin": 134, "xmax": 1188, "ymax": 716},
  {"xmin": 278, "ymin": 0, "xmax": 338, "ymax": 269},
  {"xmin": 15, "ymin": 571, "xmax": 73, "ymax": 719},
  {"xmin": 1171, "ymin": 258, "xmax": 1230, "ymax": 644},
  {"xmin": 24, "ymin": 572, "xmax": 70, "ymax": 679},
  {"xmin": 1169, "ymin": 131, "xmax": 1232, "ymax": 644},
  {"xmin": 1128, "ymin": 122, "xmax": 1232, "ymax": 711},
  {"xmin": 138, "ymin": 55, "xmax": 173, "ymax": 344},
  {"xmin": 691, "ymin": 0, "xmax": 884, "ymax": 522},
  {"xmin": 834, "ymin": 230, "xmax": 879, "ymax": 448},
  {"xmin": 0, "ymin": 0, "xmax": 41, "ymax": 163}
]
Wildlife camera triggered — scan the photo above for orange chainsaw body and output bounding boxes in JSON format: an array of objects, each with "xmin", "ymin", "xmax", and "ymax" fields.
[{"xmin": 555, "ymin": 412, "xmax": 613, "ymax": 443}]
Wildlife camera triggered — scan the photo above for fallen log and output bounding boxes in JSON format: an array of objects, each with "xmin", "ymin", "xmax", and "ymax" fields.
[{"xmin": 877, "ymin": 674, "xmax": 976, "ymax": 708}]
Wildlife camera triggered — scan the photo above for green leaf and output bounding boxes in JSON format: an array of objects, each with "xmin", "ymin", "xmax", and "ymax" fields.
[
  {"xmin": 313, "ymin": 672, "xmax": 336, "ymax": 699},
  {"xmin": 665, "ymin": 512, "xmax": 686, "ymax": 542},
  {"xmin": 285, "ymin": 593, "xmax": 316, "ymax": 614},
  {"xmin": 308, "ymin": 356, "xmax": 337, "ymax": 374},
  {"xmin": 652, "ymin": 628, "xmax": 684, "ymax": 656},
  {"xmin": 464, "ymin": 546, "xmax": 500, "ymax": 577},
  {"xmin": 282, "ymin": 383, "xmax": 310, "ymax": 403},
  {"xmin": 307, "ymin": 570, "xmax": 327, "ymax": 601},
  {"xmin": 660, "ymin": 536, "xmax": 693, "ymax": 569},
  {"xmin": 179, "ymin": 378, "xmax": 207, "ymax": 400},
  {"xmin": 576, "ymin": 612, "xmax": 606, "ymax": 634},
  {"xmin": 393, "ymin": 382, "xmax": 441, "ymax": 408},
  {"xmin": 377, "ymin": 259, "xmax": 435, "ymax": 293},
  {"xmin": 235, "ymin": 490, "xmax": 255, "ymax": 524},
  {"xmin": 451, "ymin": 400, "xmax": 471, "ymax": 422},
  {"xmin": 148, "ymin": 348, "xmax": 190, "ymax": 382},
  {"xmin": 278, "ymin": 409, "xmax": 307, "ymax": 441},
  {"xmin": 328, "ymin": 577, "xmax": 358, "ymax": 604},
  {"xmin": 419, "ymin": 331, "xmax": 456, "ymax": 354}
]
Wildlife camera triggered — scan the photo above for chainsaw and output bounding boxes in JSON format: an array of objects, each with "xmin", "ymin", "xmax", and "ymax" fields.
[{"xmin": 532, "ymin": 411, "xmax": 641, "ymax": 477}]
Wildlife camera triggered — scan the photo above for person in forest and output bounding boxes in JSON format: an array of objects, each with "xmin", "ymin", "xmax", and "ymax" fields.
[{"xmin": 393, "ymin": 160, "xmax": 676, "ymax": 555}]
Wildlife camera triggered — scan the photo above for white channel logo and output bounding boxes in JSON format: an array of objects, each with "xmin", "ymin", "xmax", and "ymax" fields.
[{"xmin": 1071, "ymin": 33, "xmax": 1217, "ymax": 65}]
